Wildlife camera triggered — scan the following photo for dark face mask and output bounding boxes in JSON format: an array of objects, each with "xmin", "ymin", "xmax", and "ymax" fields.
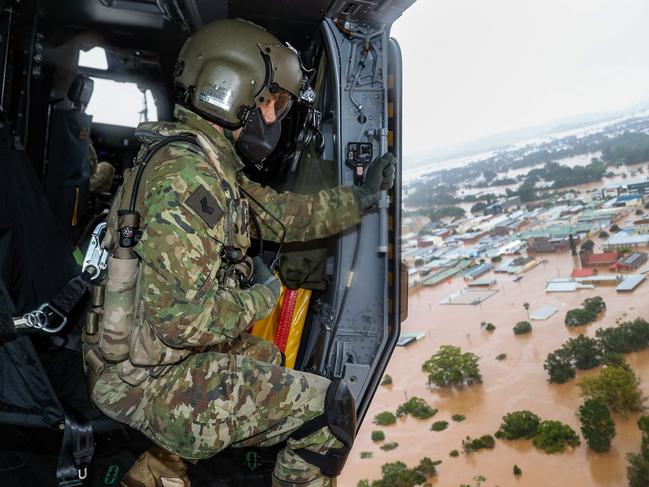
[{"xmin": 236, "ymin": 107, "xmax": 281, "ymax": 167}]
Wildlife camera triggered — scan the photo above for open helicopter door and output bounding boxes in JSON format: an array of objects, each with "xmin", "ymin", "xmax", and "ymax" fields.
[{"xmin": 314, "ymin": 0, "xmax": 412, "ymax": 427}]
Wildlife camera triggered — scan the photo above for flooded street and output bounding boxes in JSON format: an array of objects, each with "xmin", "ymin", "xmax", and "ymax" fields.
[{"xmin": 341, "ymin": 249, "xmax": 649, "ymax": 487}]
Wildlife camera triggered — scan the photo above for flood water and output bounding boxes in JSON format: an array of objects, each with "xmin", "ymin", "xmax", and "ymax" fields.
[
  {"xmin": 455, "ymin": 154, "xmax": 646, "ymax": 201},
  {"xmin": 341, "ymin": 241, "xmax": 649, "ymax": 486}
]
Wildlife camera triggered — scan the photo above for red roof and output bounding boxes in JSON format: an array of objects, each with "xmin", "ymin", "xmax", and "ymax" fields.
[
  {"xmin": 583, "ymin": 252, "xmax": 619, "ymax": 265},
  {"xmin": 571, "ymin": 268, "xmax": 594, "ymax": 278}
]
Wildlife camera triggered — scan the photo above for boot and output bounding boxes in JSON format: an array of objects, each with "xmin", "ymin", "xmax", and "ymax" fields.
[
  {"xmin": 272, "ymin": 446, "xmax": 335, "ymax": 487},
  {"xmin": 120, "ymin": 446, "xmax": 191, "ymax": 487}
]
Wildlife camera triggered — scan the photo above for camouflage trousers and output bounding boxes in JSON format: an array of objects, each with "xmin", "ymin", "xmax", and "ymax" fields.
[{"xmin": 92, "ymin": 333, "xmax": 340, "ymax": 486}]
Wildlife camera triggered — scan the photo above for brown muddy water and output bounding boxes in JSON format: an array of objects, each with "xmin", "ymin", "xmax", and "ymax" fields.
[{"xmin": 341, "ymin": 248, "xmax": 649, "ymax": 487}]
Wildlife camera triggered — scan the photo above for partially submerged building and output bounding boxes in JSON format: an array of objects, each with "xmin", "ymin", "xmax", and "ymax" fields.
[
  {"xmin": 582, "ymin": 252, "xmax": 619, "ymax": 268},
  {"xmin": 604, "ymin": 232, "xmax": 649, "ymax": 250},
  {"xmin": 464, "ymin": 263, "xmax": 493, "ymax": 280},
  {"xmin": 610, "ymin": 252, "xmax": 648, "ymax": 272}
]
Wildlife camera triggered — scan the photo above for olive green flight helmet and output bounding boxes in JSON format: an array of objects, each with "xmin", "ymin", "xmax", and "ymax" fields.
[{"xmin": 175, "ymin": 18, "xmax": 304, "ymax": 128}]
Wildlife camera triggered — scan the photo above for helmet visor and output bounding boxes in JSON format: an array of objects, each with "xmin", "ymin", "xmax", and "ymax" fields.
[{"xmin": 259, "ymin": 89, "xmax": 293, "ymax": 125}]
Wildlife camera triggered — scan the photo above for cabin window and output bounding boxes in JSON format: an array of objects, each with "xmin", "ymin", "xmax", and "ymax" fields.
[
  {"xmin": 85, "ymin": 77, "xmax": 158, "ymax": 127},
  {"xmin": 78, "ymin": 47, "xmax": 108, "ymax": 70}
]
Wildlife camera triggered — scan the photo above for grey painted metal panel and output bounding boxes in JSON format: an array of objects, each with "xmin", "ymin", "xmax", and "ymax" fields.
[{"xmin": 318, "ymin": 19, "xmax": 396, "ymax": 416}]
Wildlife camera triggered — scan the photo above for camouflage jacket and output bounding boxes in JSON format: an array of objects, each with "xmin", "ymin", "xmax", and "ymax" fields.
[{"xmin": 103, "ymin": 105, "xmax": 361, "ymax": 382}]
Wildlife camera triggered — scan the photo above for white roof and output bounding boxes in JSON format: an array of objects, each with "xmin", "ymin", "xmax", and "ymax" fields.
[
  {"xmin": 530, "ymin": 305, "xmax": 559, "ymax": 320},
  {"xmin": 617, "ymin": 274, "xmax": 647, "ymax": 291},
  {"xmin": 607, "ymin": 232, "xmax": 649, "ymax": 246},
  {"xmin": 546, "ymin": 281, "xmax": 595, "ymax": 292}
]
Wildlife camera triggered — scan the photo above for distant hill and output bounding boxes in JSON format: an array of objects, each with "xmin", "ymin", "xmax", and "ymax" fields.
[{"xmin": 406, "ymin": 99, "xmax": 649, "ymax": 169}]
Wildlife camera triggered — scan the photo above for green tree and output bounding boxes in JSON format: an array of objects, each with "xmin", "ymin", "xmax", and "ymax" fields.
[
  {"xmin": 371, "ymin": 430, "xmax": 385, "ymax": 442},
  {"xmin": 471, "ymin": 201, "xmax": 487, "ymax": 214},
  {"xmin": 577, "ymin": 366, "xmax": 646, "ymax": 415},
  {"xmin": 544, "ymin": 348, "xmax": 577, "ymax": 383},
  {"xmin": 370, "ymin": 461, "xmax": 425, "ymax": 487},
  {"xmin": 380, "ymin": 442, "xmax": 399, "ymax": 451},
  {"xmin": 357, "ymin": 459, "xmax": 441, "ymax": 487},
  {"xmin": 415, "ymin": 457, "xmax": 441, "ymax": 478},
  {"xmin": 583, "ymin": 296, "xmax": 606, "ymax": 314},
  {"xmin": 598, "ymin": 230, "xmax": 609, "ymax": 238},
  {"xmin": 578, "ymin": 399, "xmax": 616, "ymax": 452},
  {"xmin": 421, "ymin": 345, "xmax": 482, "ymax": 387},
  {"xmin": 495, "ymin": 410, "xmax": 541, "ymax": 440},
  {"xmin": 431, "ymin": 421, "xmax": 449, "ymax": 431},
  {"xmin": 601, "ymin": 352, "xmax": 630, "ymax": 370},
  {"xmin": 523, "ymin": 302, "xmax": 530, "ymax": 319},
  {"xmin": 396, "ymin": 397, "xmax": 437, "ymax": 419},
  {"xmin": 449, "ymin": 450, "xmax": 459, "ymax": 457},
  {"xmin": 517, "ymin": 180, "xmax": 538, "ymax": 202},
  {"xmin": 481, "ymin": 321, "xmax": 496, "ymax": 332},
  {"xmin": 483, "ymin": 169, "xmax": 497, "ymax": 180},
  {"xmin": 373, "ymin": 411, "xmax": 397, "ymax": 425},
  {"xmin": 513, "ymin": 465, "xmax": 522, "ymax": 476},
  {"xmin": 513, "ymin": 321, "xmax": 532, "ymax": 335},
  {"xmin": 380, "ymin": 374, "xmax": 393, "ymax": 386},
  {"xmin": 581, "ymin": 239, "xmax": 595, "ymax": 253},
  {"xmin": 565, "ymin": 308, "xmax": 596, "ymax": 327},
  {"xmin": 426, "ymin": 206, "xmax": 466, "ymax": 222},
  {"xmin": 532, "ymin": 420, "xmax": 580, "ymax": 453},
  {"xmin": 565, "ymin": 335, "xmax": 602, "ymax": 370},
  {"xmin": 596, "ymin": 319, "xmax": 649, "ymax": 354},
  {"xmin": 627, "ymin": 453, "xmax": 649, "ymax": 487},
  {"xmin": 462, "ymin": 435, "xmax": 495, "ymax": 453},
  {"xmin": 452, "ymin": 414, "xmax": 466, "ymax": 422},
  {"xmin": 638, "ymin": 415, "xmax": 649, "ymax": 460}
]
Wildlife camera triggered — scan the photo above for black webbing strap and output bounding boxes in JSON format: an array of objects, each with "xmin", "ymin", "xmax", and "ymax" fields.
[
  {"xmin": 290, "ymin": 413, "xmax": 328, "ymax": 441},
  {"xmin": 56, "ymin": 410, "xmax": 94, "ymax": 486},
  {"xmin": 45, "ymin": 271, "xmax": 93, "ymax": 323},
  {"xmin": 2, "ymin": 270, "xmax": 94, "ymax": 339},
  {"xmin": 0, "ymin": 312, "xmax": 16, "ymax": 337}
]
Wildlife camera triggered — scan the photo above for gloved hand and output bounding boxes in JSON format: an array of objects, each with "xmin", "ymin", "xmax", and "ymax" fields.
[
  {"xmin": 352, "ymin": 153, "xmax": 397, "ymax": 212},
  {"xmin": 250, "ymin": 256, "xmax": 281, "ymax": 302}
]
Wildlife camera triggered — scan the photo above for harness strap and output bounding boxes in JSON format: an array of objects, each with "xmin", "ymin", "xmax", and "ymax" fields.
[
  {"xmin": 48, "ymin": 271, "xmax": 93, "ymax": 320},
  {"xmin": 56, "ymin": 409, "xmax": 94, "ymax": 487},
  {"xmin": 290, "ymin": 412, "xmax": 328, "ymax": 441},
  {"xmin": 0, "ymin": 311, "xmax": 16, "ymax": 337}
]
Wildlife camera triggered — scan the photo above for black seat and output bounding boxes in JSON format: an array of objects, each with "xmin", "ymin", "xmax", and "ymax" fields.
[{"xmin": 67, "ymin": 74, "xmax": 94, "ymax": 112}]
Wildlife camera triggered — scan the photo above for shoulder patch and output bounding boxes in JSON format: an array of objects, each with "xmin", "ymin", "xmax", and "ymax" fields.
[{"xmin": 185, "ymin": 185, "xmax": 224, "ymax": 228}]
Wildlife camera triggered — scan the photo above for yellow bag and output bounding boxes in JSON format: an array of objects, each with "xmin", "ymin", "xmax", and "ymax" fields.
[{"xmin": 250, "ymin": 285, "xmax": 312, "ymax": 369}]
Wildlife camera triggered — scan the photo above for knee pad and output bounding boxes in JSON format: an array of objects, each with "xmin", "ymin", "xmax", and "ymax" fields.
[{"xmin": 291, "ymin": 379, "xmax": 357, "ymax": 477}]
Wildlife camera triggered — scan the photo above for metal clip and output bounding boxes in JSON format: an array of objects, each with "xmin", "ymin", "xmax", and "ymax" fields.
[
  {"xmin": 78, "ymin": 467, "xmax": 87, "ymax": 480},
  {"xmin": 13, "ymin": 309, "xmax": 48, "ymax": 330},
  {"xmin": 12, "ymin": 303, "xmax": 67, "ymax": 334},
  {"xmin": 38, "ymin": 303, "xmax": 68, "ymax": 333},
  {"xmin": 299, "ymin": 86, "xmax": 316, "ymax": 105},
  {"xmin": 82, "ymin": 222, "xmax": 108, "ymax": 280}
]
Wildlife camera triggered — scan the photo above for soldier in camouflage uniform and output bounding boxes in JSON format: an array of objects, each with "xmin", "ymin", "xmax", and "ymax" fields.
[{"xmin": 83, "ymin": 19, "xmax": 395, "ymax": 487}]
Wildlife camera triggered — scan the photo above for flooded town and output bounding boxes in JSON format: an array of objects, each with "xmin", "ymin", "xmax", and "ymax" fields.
[{"xmin": 342, "ymin": 114, "xmax": 649, "ymax": 487}]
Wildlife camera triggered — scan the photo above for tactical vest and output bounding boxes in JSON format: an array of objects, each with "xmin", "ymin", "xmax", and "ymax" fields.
[{"xmin": 83, "ymin": 122, "xmax": 252, "ymax": 390}]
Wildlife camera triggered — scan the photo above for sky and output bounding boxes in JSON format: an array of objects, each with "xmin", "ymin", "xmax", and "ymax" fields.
[{"xmin": 391, "ymin": 0, "xmax": 649, "ymax": 163}]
